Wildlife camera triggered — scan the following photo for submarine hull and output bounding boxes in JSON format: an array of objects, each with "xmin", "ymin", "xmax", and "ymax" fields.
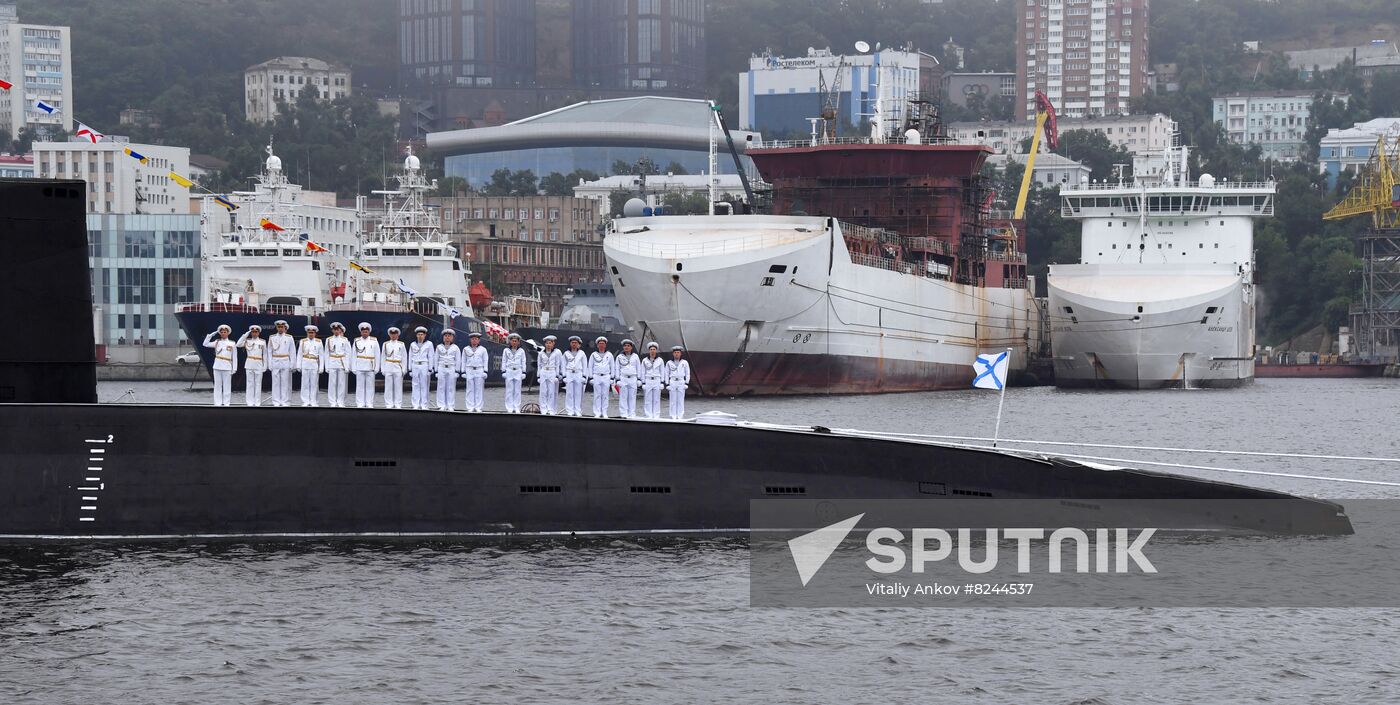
[{"xmin": 0, "ymin": 404, "xmax": 1351, "ymax": 538}]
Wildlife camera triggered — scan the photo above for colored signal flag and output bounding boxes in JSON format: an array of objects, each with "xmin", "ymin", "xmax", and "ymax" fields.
[
  {"xmin": 75, "ymin": 123, "xmax": 104, "ymax": 144},
  {"xmin": 349, "ymin": 261, "xmax": 373, "ymax": 274},
  {"xmin": 306, "ymin": 240, "xmax": 329, "ymax": 253},
  {"xmin": 213, "ymin": 196, "xmax": 237, "ymax": 211},
  {"xmin": 124, "ymin": 147, "xmax": 149, "ymax": 164},
  {"xmin": 0, "ymin": 79, "xmax": 11, "ymax": 91},
  {"xmin": 169, "ymin": 172, "xmax": 194, "ymax": 189},
  {"xmin": 33, "ymin": 99, "xmax": 57, "ymax": 115},
  {"xmin": 259, "ymin": 218, "xmax": 286, "ymax": 232}
]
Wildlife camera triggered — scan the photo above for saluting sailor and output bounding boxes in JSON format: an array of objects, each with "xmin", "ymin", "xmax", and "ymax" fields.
[
  {"xmin": 614, "ymin": 339, "xmax": 641, "ymax": 419},
  {"xmin": 296, "ymin": 325, "xmax": 325, "ymax": 407},
  {"xmin": 588, "ymin": 336, "xmax": 616, "ymax": 418},
  {"xmin": 236, "ymin": 325, "xmax": 268, "ymax": 407},
  {"xmin": 536, "ymin": 335, "xmax": 563, "ymax": 415},
  {"xmin": 267, "ymin": 319, "xmax": 296, "ymax": 407},
  {"xmin": 562, "ymin": 335, "xmax": 587, "ymax": 417},
  {"xmin": 408, "ymin": 326, "xmax": 436, "ymax": 410},
  {"xmin": 501, "ymin": 332, "xmax": 528, "ymax": 413},
  {"xmin": 461, "ymin": 330, "xmax": 489, "ymax": 412},
  {"xmin": 324, "ymin": 322, "xmax": 352, "ymax": 408},
  {"xmin": 641, "ymin": 341, "xmax": 666, "ymax": 420},
  {"xmin": 666, "ymin": 345, "xmax": 691, "ymax": 420},
  {"xmin": 352, "ymin": 322, "xmax": 381, "ymax": 408},
  {"xmin": 380, "ymin": 327, "xmax": 407, "ymax": 409},
  {"xmin": 203, "ymin": 324, "xmax": 238, "ymax": 406},
  {"xmin": 435, "ymin": 329, "xmax": 461, "ymax": 411}
]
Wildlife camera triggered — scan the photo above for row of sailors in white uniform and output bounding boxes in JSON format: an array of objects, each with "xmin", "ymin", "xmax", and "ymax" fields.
[{"xmin": 203, "ymin": 321, "xmax": 692, "ymax": 419}]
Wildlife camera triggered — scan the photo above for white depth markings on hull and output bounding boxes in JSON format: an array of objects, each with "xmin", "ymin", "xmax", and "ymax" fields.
[{"xmin": 78, "ymin": 435, "xmax": 113, "ymax": 523}]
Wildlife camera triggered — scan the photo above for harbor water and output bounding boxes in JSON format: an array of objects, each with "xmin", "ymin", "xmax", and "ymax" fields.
[{"xmin": 3, "ymin": 379, "xmax": 1399, "ymax": 703}]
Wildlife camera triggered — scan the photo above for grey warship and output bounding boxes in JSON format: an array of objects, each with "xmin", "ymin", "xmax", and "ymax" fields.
[{"xmin": 0, "ymin": 179, "xmax": 1352, "ymax": 539}]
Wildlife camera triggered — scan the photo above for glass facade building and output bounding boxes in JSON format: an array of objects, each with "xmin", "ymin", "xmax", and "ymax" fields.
[
  {"xmin": 573, "ymin": 0, "xmax": 705, "ymax": 94},
  {"xmin": 87, "ymin": 213, "xmax": 201, "ymax": 346},
  {"xmin": 445, "ymin": 145, "xmax": 719, "ymax": 187},
  {"xmin": 398, "ymin": 0, "xmax": 536, "ymax": 88}
]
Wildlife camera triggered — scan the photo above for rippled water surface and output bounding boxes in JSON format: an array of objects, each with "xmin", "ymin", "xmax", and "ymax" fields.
[{"xmin": 2, "ymin": 378, "xmax": 1399, "ymax": 703}]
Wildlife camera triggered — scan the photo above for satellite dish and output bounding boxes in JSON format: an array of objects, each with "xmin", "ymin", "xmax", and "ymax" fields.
[{"xmin": 855, "ymin": 40, "xmax": 871, "ymax": 53}]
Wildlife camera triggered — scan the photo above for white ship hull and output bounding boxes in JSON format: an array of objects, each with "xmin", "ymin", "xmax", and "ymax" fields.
[
  {"xmin": 1048, "ymin": 263, "xmax": 1255, "ymax": 389},
  {"xmin": 605, "ymin": 215, "xmax": 1038, "ymax": 396}
]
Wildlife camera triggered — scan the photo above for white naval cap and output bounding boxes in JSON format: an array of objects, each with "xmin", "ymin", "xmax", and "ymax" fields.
[
  {"xmin": 594, "ymin": 336, "xmax": 609, "ymax": 345},
  {"xmin": 671, "ymin": 345, "xmax": 684, "ymax": 352},
  {"xmin": 442, "ymin": 329, "xmax": 455, "ymax": 336},
  {"xmin": 388, "ymin": 327, "xmax": 400, "ymax": 334},
  {"xmin": 620, "ymin": 338, "xmax": 635, "ymax": 347},
  {"xmin": 647, "ymin": 342, "xmax": 659, "ymax": 350},
  {"xmin": 568, "ymin": 335, "xmax": 582, "ymax": 343},
  {"xmin": 543, "ymin": 334, "xmax": 558, "ymax": 342},
  {"xmin": 274, "ymin": 319, "xmax": 288, "ymax": 327},
  {"xmin": 305, "ymin": 325, "xmax": 319, "ymax": 332},
  {"xmin": 217, "ymin": 324, "xmax": 231, "ymax": 331},
  {"xmin": 249, "ymin": 324, "xmax": 262, "ymax": 331},
  {"xmin": 358, "ymin": 322, "xmax": 372, "ymax": 331},
  {"xmin": 414, "ymin": 326, "xmax": 428, "ymax": 334},
  {"xmin": 330, "ymin": 322, "xmax": 345, "ymax": 330},
  {"xmin": 508, "ymin": 332, "xmax": 521, "ymax": 339},
  {"xmin": 468, "ymin": 330, "xmax": 481, "ymax": 337}
]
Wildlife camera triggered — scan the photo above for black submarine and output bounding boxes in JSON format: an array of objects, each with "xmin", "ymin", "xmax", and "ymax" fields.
[{"xmin": 0, "ymin": 179, "xmax": 1352, "ymax": 539}]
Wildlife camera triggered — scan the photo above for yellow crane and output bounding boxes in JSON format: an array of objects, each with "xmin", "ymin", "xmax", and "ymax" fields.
[
  {"xmin": 1323, "ymin": 130, "xmax": 1400, "ymax": 229},
  {"xmin": 1013, "ymin": 90, "xmax": 1060, "ymax": 220}
]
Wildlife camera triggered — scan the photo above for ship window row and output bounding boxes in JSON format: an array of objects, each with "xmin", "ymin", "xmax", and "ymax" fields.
[
  {"xmin": 233, "ymin": 248, "xmax": 303, "ymax": 257},
  {"xmin": 364, "ymin": 247, "xmax": 444, "ymax": 257}
]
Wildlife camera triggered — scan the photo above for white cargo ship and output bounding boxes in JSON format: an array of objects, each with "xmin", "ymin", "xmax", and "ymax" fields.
[{"xmin": 1048, "ymin": 138, "xmax": 1276, "ymax": 388}]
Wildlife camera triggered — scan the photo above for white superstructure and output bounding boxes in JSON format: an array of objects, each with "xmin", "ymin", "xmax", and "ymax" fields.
[
  {"xmin": 344, "ymin": 149, "xmax": 471, "ymax": 315},
  {"xmin": 193, "ymin": 146, "xmax": 360, "ymax": 316},
  {"xmin": 1048, "ymin": 138, "xmax": 1275, "ymax": 388}
]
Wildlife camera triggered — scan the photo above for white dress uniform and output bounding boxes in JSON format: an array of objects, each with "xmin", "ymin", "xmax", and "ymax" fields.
[
  {"xmin": 297, "ymin": 336, "xmax": 325, "ymax": 407},
  {"xmin": 353, "ymin": 334, "xmax": 382, "ymax": 408},
  {"xmin": 641, "ymin": 353, "xmax": 666, "ymax": 419},
  {"xmin": 461, "ymin": 341, "xmax": 490, "ymax": 412},
  {"xmin": 236, "ymin": 331, "xmax": 268, "ymax": 407},
  {"xmin": 267, "ymin": 329, "xmax": 296, "ymax": 406},
  {"xmin": 501, "ymin": 345, "xmax": 528, "ymax": 413},
  {"xmin": 562, "ymin": 348, "xmax": 587, "ymax": 416},
  {"xmin": 324, "ymin": 333, "xmax": 353, "ymax": 407},
  {"xmin": 203, "ymin": 331, "xmax": 238, "ymax": 406},
  {"xmin": 536, "ymin": 347, "xmax": 563, "ymax": 415},
  {"xmin": 588, "ymin": 349, "xmax": 616, "ymax": 418},
  {"xmin": 614, "ymin": 351, "xmax": 641, "ymax": 418},
  {"xmin": 409, "ymin": 338, "xmax": 437, "ymax": 409},
  {"xmin": 667, "ymin": 356, "xmax": 692, "ymax": 419},
  {"xmin": 435, "ymin": 342, "xmax": 462, "ymax": 411},
  {"xmin": 380, "ymin": 337, "xmax": 407, "ymax": 409}
]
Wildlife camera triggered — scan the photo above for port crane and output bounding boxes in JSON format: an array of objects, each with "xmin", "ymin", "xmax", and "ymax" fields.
[
  {"xmin": 816, "ymin": 56, "xmax": 849, "ymax": 142},
  {"xmin": 1322, "ymin": 129, "xmax": 1400, "ymax": 358},
  {"xmin": 1012, "ymin": 90, "xmax": 1060, "ymax": 220}
]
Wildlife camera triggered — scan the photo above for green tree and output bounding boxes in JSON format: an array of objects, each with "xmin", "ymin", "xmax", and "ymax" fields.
[{"xmin": 539, "ymin": 172, "xmax": 574, "ymax": 196}]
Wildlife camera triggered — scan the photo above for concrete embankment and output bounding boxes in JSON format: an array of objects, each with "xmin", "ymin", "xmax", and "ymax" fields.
[{"xmin": 97, "ymin": 363, "xmax": 208, "ymax": 382}]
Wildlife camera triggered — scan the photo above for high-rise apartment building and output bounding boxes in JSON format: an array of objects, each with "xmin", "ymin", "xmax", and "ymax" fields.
[
  {"xmin": 0, "ymin": 5, "xmax": 73, "ymax": 136},
  {"xmin": 1015, "ymin": 0, "xmax": 1150, "ymax": 120}
]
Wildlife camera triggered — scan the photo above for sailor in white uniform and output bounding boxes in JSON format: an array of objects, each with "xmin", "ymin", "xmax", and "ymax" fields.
[
  {"xmin": 536, "ymin": 335, "xmax": 563, "ymax": 415},
  {"xmin": 324, "ymin": 322, "xmax": 352, "ymax": 408},
  {"xmin": 352, "ymin": 322, "xmax": 381, "ymax": 408},
  {"xmin": 588, "ymin": 336, "xmax": 616, "ymax": 418},
  {"xmin": 501, "ymin": 332, "xmax": 528, "ymax": 413},
  {"xmin": 203, "ymin": 324, "xmax": 237, "ymax": 406},
  {"xmin": 380, "ymin": 327, "xmax": 407, "ymax": 409},
  {"xmin": 461, "ymin": 331, "xmax": 489, "ymax": 412},
  {"xmin": 267, "ymin": 319, "xmax": 296, "ymax": 406},
  {"xmin": 562, "ymin": 335, "xmax": 587, "ymax": 417},
  {"xmin": 641, "ymin": 341, "xmax": 666, "ymax": 420},
  {"xmin": 408, "ymin": 326, "xmax": 436, "ymax": 410},
  {"xmin": 435, "ymin": 329, "xmax": 461, "ymax": 411},
  {"xmin": 614, "ymin": 339, "xmax": 641, "ymax": 419},
  {"xmin": 297, "ymin": 325, "xmax": 325, "ymax": 407},
  {"xmin": 667, "ymin": 345, "xmax": 691, "ymax": 420},
  {"xmin": 236, "ymin": 325, "xmax": 268, "ymax": 406}
]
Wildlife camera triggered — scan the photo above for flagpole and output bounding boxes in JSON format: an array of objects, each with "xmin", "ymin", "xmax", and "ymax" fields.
[{"xmin": 992, "ymin": 347, "xmax": 1011, "ymax": 448}]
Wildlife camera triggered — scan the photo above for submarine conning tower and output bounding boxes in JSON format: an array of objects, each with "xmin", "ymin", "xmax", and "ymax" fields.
[{"xmin": 0, "ymin": 178, "xmax": 96, "ymax": 403}]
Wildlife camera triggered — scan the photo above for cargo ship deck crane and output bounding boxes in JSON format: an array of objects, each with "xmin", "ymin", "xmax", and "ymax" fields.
[{"xmin": 1013, "ymin": 90, "xmax": 1060, "ymax": 221}]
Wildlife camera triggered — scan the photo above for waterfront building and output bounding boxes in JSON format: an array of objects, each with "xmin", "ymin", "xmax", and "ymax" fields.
[
  {"xmin": 0, "ymin": 152, "xmax": 31, "ymax": 177},
  {"xmin": 426, "ymin": 95, "xmax": 758, "ymax": 189},
  {"xmin": 573, "ymin": 172, "xmax": 748, "ymax": 218},
  {"xmin": 430, "ymin": 194, "xmax": 605, "ymax": 314},
  {"xmin": 946, "ymin": 113, "xmax": 1172, "ymax": 156},
  {"xmin": 87, "ymin": 213, "xmax": 201, "ymax": 346},
  {"xmin": 33, "ymin": 138, "xmax": 190, "ymax": 215},
  {"xmin": 738, "ymin": 46, "xmax": 939, "ymax": 136},
  {"xmin": 1212, "ymin": 90, "xmax": 1337, "ymax": 162},
  {"xmin": 0, "ymin": 6, "xmax": 73, "ymax": 136},
  {"xmin": 244, "ymin": 56, "xmax": 351, "ymax": 124},
  {"xmin": 1318, "ymin": 117, "xmax": 1400, "ymax": 185},
  {"xmin": 941, "ymin": 72, "xmax": 1016, "ymax": 109},
  {"xmin": 987, "ymin": 152, "xmax": 1093, "ymax": 189},
  {"xmin": 1015, "ymin": 0, "xmax": 1151, "ymax": 120}
]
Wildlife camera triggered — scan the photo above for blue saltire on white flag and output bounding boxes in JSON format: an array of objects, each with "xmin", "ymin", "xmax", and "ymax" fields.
[
  {"xmin": 397, "ymin": 278, "xmax": 418, "ymax": 297},
  {"xmin": 447, "ymin": 307, "xmax": 461, "ymax": 318},
  {"xmin": 34, "ymin": 99, "xmax": 57, "ymax": 115},
  {"xmin": 972, "ymin": 351, "xmax": 1009, "ymax": 390}
]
